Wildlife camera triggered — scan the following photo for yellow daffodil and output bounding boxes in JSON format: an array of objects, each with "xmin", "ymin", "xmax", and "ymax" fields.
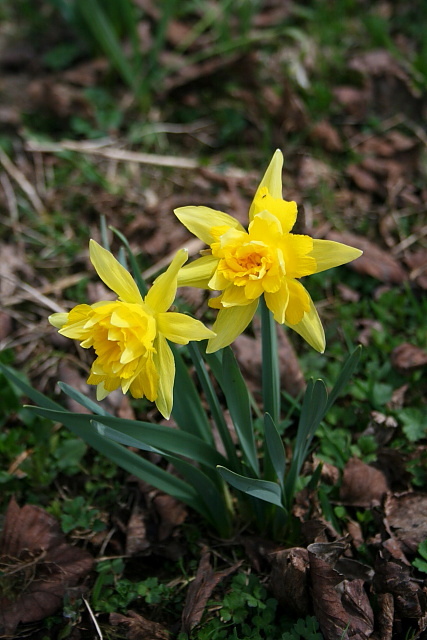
[
  {"xmin": 49, "ymin": 240, "xmax": 215, "ymax": 418},
  {"xmin": 175, "ymin": 150, "xmax": 362, "ymax": 353}
]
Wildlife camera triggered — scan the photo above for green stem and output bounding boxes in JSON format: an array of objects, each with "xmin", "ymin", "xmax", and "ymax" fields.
[
  {"xmin": 260, "ymin": 298, "xmax": 280, "ymax": 482},
  {"xmin": 260, "ymin": 298, "xmax": 280, "ymax": 424},
  {"xmin": 188, "ymin": 343, "xmax": 241, "ymax": 473}
]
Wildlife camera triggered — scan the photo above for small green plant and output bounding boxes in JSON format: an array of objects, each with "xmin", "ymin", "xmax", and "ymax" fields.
[
  {"xmin": 282, "ymin": 616, "xmax": 324, "ymax": 640},
  {"xmin": 412, "ymin": 540, "xmax": 427, "ymax": 574},
  {"xmin": 91, "ymin": 558, "xmax": 176, "ymax": 614}
]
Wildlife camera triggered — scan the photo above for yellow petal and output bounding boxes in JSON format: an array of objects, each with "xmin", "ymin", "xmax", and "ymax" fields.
[
  {"xmin": 174, "ymin": 206, "xmax": 244, "ymax": 245},
  {"xmin": 282, "ymin": 234, "xmax": 316, "ymax": 278},
  {"xmin": 177, "ymin": 255, "xmax": 218, "ymax": 288},
  {"xmin": 89, "ymin": 239, "xmax": 143, "ymax": 304},
  {"xmin": 249, "ymin": 150, "xmax": 283, "ymax": 220},
  {"xmin": 206, "ymin": 300, "xmax": 258, "ymax": 353},
  {"xmin": 153, "ymin": 335, "xmax": 175, "ymax": 419},
  {"xmin": 221, "ymin": 284, "xmax": 253, "ymax": 307},
  {"xmin": 285, "ymin": 279, "xmax": 311, "ymax": 325},
  {"xmin": 264, "ymin": 282, "xmax": 289, "ymax": 324},
  {"xmin": 286, "ymin": 296, "xmax": 325, "ymax": 353},
  {"xmin": 145, "ymin": 249, "xmax": 188, "ymax": 313},
  {"xmin": 157, "ymin": 312, "xmax": 215, "ymax": 344},
  {"xmin": 310, "ymin": 239, "xmax": 363, "ymax": 274},
  {"xmin": 48, "ymin": 312, "xmax": 69, "ymax": 328}
]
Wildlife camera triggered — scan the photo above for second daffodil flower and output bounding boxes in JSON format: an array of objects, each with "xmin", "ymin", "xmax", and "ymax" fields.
[
  {"xmin": 49, "ymin": 240, "xmax": 215, "ymax": 419},
  {"xmin": 175, "ymin": 150, "xmax": 362, "ymax": 354}
]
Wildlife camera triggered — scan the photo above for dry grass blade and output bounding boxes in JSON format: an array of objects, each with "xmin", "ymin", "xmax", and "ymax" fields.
[{"xmin": 0, "ymin": 146, "xmax": 45, "ymax": 216}]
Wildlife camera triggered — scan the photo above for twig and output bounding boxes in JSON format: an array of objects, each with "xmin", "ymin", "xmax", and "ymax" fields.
[
  {"xmin": 2, "ymin": 275, "xmax": 84, "ymax": 313},
  {"xmin": 0, "ymin": 146, "xmax": 45, "ymax": 215},
  {"xmin": 82, "ymin": 596, "xmax": 103, "ymax": 640},
  {"xmin": 26, "ymin": 139, "xmax": 200, "ymax": 169}
]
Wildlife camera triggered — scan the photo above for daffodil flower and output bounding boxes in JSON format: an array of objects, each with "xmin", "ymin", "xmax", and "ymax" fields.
[
  {"xmin": 175, "ymin": 150, "xmax": 362, "ymax": 353},
  {"xmin": 49, "ymin": 241, "xmax": 215, "ymax": 418}
]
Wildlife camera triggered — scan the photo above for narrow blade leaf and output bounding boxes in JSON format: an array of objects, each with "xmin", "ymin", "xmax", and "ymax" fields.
[{"xmin": 217, "ymin": 466, "xmax": 284, "ymax": 509}]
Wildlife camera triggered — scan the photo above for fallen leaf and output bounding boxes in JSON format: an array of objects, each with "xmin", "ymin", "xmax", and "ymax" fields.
[
  {"xmin": 384, "ymin": 493, "xmax": 427, "ymax": 553},
  {"xmin": 110, "ymin": 611, "xmax": 170, "ymax": 640},
  {"xmin": 125, "ymin": 504, "xmax": 150, "ymax": 556},
  {"xmin": 153, "ymin": 493, "xmax": 188, "ymax": 541},
  {"xmin": 0, "ymin": 497, "xmax": 93, "ymax": 635},
  {"xmin": 373, "ymin": 550, "xmax": 427, "ymax": 621},
  {"xmin": 310, "ymin": 120, "xmax": 343, "ymax": 152},
  {"xmin": 404, "ymin": 249, "xmax": 427, "ymax": 289},
  {"xmin": 374, "ymin": 592, "xmax": 394, "ymax": 640},
  {"xmin": 340, "ymin": 458, "xmax": 389, "ymax": 507},
  {"xmin": 391, "ymin": 343, "xmax": 427, "ymax": 372},
  {"xmin": 270, "ymin": 547, "xmax": 310, "ymax": 618},
  {"xmin": 308, "ymin": 540, "xmax": 374, "ymax": 640},
  {"xmin": 180, "ymin": 549, "xmax": 241, "ymax": 633},
  {"xmin": 326, "ymin": 232, "xmax": 407, "ymax": 284},
  {"xmin": 347, "ymin": 164, "xmax": 384, "ymax": 196}
]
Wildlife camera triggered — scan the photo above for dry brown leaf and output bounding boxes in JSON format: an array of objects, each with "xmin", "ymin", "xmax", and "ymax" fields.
[
  {"xmin": 310, "ymin": 120, "xmax": 343, "ymax": 152},
  {"xmin": 326, "ymin": 231, "xmax": 407, "ymax": 284},
  {"xmin": 125, "ymin": 505, "xmax": 150, "ymax": 556},
  {"xmin": 373, "ymin": 551, "xmax": 427, "ymax": 623},
  {"xmin": 270, "ymin": 547, "xmax": 310, "ymax": 618},
  {"xmin": 110, "ymin": 610, "xmax": 170, "ymax": 640},
  {"xmin": 340, "ymin": 458, "xmax": 389, "ymax": 508},
  {"xmin": 153, "ymin": 494, "xmax": 188, "ymax": 541},
  {"xmin": 384, "ymin": 493, "xmax": 427, "ymax": 554},
  {"xmin": 374, "ymin": 592, "xmax": 394, "ymax": 640},
  {"xmin": 404, "ymin": 249, "xmax": 427, "ymax": 289},
  {"xmin": 391, "ymin": 343, "xmax": 427, "ymax": 372},
  {"xmin": 181, "ymin": 550, "xmax": 242, "ymax": 633},
  {"xmin": 0, "ymin": 497, "xmax": 93, "ymax": 635},
  {"xmin": 308, "ymin": 541, "xmax": 374, "ymax": 640},
  {"xmin": 347, "ymin": 164, "xmax": 384, "ymax": 196}
]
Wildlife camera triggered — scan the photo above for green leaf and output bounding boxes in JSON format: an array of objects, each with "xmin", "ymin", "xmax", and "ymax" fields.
[
  {"xmin": 399, "ymin": 408, "xmax": 426, "ymax": 442},
  {"xmin": 187, "ymin": 342, "xmax": 240, "ymax": 471},
  {"xmin": 222, "ymin": 347, "xmax": 259, "ymax": 476},
  {"xmin": 285, "ymin": 379, "xmax": 328, "ymax": 505},
  {"xmin": 58, "ymin": 382, "xmax": 112, "ymax": 417},
  {"xmin": 260, "ymin": 299, "xmax": 280, "ymax": 425},
  {"xmin": 325, "ymin": 346, "xmax": 361, "ymax": 412},
  {"xmin": 166, "ymin": 456, "xmax": 232, "ymax": 536},
  {"xmin": 26, "ymin": 407, "xmax": 227, "ymax": 470},
  {"xmin": 170, "ymin": 344, "xmax": 214, "ymax": 445},
  {"xmin": 264, "ymin": 413, "xmax": 286, "ymax": 489},
  {"xmin": 217, "ymin": 466, "xmax": 284, "ymax": 509},
  {"xmin": 418, "ymin": 539, "xmax": 427, "ymax": 561},
  {"xmin": 76, "ymin": 0, "xmax": 141, "ymax": 95}
]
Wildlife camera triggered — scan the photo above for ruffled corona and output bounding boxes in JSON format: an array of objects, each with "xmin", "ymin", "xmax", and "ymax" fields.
[
  {"xmin": 49, "ymin": 241, "xmax": 215, "ymax": 418},
  {"xmin": 174, "ymin": 150, "xmax": 362, "ymax": 353}
]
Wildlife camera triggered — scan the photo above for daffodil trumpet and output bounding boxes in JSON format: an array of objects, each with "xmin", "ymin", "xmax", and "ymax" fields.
[
  {"xmin": 49, "ymin": 240, "xmax": 215, "ymax": 419},
  {"xmin": 175, "ymin": 150, "xmax": 362, "ymax": 353}
]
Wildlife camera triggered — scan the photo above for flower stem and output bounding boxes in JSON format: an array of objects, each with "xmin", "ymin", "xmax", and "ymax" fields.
[{"xmin": 260, "ymin": 297, "xmax": 280, "ymax": 483}]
